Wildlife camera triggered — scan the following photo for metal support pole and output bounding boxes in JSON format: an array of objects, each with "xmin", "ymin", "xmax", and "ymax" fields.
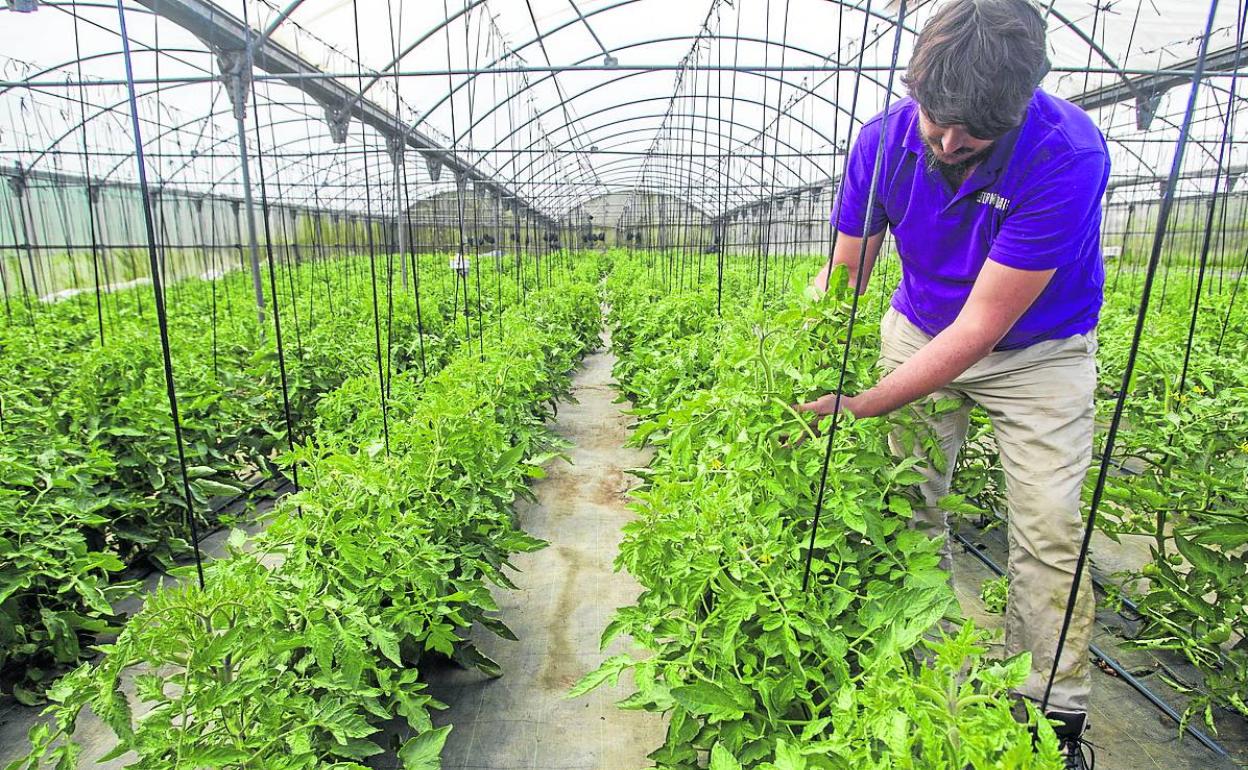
[
  {"xmin": 219, "ymin": 48, "xmax": 266, "ymax": 328},
  {"xmin": 9, "ymin": 169, "xmax": 42, "ymax": 302},
  {"xmin": 388, "ymin": 135, "xmax": 408, "ymax": 291}
]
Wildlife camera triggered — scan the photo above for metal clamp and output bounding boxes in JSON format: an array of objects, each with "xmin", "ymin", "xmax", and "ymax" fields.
[
  {"xmin": 325, "ymin": 102, "xmax": 352, "ymax": 144},
  {"xmin": 216, "ymin": 49, "xmax": 252, "ymax": 121}
]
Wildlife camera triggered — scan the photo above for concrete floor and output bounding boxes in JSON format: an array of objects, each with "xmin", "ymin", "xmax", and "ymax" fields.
[{"xmin": 420, "ymin": 335, "xmax": 666, "ymax": 770}]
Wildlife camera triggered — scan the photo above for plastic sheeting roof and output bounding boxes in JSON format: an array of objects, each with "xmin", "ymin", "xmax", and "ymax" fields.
[{"xmin": 0, "ymin": 0, "xmax": 1244, "ymax": 221}]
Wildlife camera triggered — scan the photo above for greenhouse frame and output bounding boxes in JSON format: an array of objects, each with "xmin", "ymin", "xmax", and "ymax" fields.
[{"xmin": 1, "ymin": 0, "xmax": 1247, "ymax": 768}]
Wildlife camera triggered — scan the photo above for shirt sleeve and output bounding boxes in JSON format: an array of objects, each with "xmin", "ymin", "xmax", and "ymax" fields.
[
  {"xmin": 830, "ymin": 118, "xmax": 889, "ymax": 238},
  {"xmin": 987, "ymin": 149, "xmax": 1110, "ymax": 271}
]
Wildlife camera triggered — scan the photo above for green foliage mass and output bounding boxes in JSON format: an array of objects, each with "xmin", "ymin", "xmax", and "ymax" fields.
[
  {"xmin": 573, "ymin": 257, "xmax": 1061, "ymax": 769},
  {"xmin": 7, "ymin": 261, "xmax": 602, "ymax": 769}
]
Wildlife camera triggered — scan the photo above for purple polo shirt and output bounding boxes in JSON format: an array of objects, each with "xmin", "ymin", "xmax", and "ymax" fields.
[{"xmin": 832, "ymin": 90, "xmax": 1110, "ymax": 350}]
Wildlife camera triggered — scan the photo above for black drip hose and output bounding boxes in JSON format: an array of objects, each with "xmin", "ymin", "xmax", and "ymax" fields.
[{"xmin": 951, "ymin": 528, "xmax": 1230, "ymax": 759}]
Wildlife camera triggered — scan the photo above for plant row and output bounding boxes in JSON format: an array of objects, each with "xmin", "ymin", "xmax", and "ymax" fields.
[
  {"xmin": 8, "ymin": 262, "xmax": 602, "ymax": 769},
  {"xmin": 0, "ymin": 254, "xmax": 513, "ymax": 698},
  {"xmin": 573, "ymin": 259, "xmax": 1061, "ymax": 769}
]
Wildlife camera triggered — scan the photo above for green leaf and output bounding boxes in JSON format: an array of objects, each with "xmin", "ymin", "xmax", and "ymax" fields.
[
  {"xmin": 398, "ymin": 725, "xmax": 452, "ymax": 770},
  {"xmin": 191, "ymin": 478, "xmax": 243, "ymax": 498},
  {"xmin": 424, "ymin": 623, "xmax": 458, "ymax": 657},
  {"xmin": 710, "ymin": 743, "xmax": 743, "ymax": 770},
  {"xmin": 771, "ymin": 740, "xmax": 807, "ymax": 770},
  {"xmin": 1190, "ymin": 522, "xmax": 1248, "ymax": 549},
  {"xmin": 671, "ymin": 682, "xmax": 750, "ymax": 722},
  {"xmin": 1173, "ymin": 534, "xmax": 1224, "ymax": 580},
  {"xmin": 176, "ymin": 747, "xmax": 251, "ymax": 766},
  {"xmin": 566, "ymin": 654, "xmax": 633, "ymax": 698}
]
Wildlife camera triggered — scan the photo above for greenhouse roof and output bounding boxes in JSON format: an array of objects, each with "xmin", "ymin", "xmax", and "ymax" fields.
[{"xmin": 1, "ymin": 0, "xmax": 1244, "ymax": 222}]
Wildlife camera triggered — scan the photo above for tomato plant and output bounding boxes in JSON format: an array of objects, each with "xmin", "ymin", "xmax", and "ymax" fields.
[
  {"xmin": 8, "ymin": 270, "xmax": 602, "ymax": 769},
  {"xmin": 0, "ymin": 255, "xmax": 465, "ymax": 696},
  {"xmin": 575, "ymin": 258, "xmax": 1060, "ymax": 769}
]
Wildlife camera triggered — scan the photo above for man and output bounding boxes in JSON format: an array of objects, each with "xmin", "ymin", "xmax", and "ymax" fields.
[{"xmin": 800, "ymin": 0, "xmax": 1108, "ymax": 767}]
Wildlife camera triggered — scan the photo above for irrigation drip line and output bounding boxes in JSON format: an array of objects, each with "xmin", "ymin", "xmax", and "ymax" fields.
[
  {"xmin": 950, "ymin": 527, "xmax": 1231, "ymax": 759},
  {"xmin": 802, "ymin": 0, "xmax": 904, "ymax": 594},
  {"xmin": 124, "ymin": 473, "xmax": 294, "ymax": 578},
  {"xmin": 114, "ymin": 0, "xmax": 204, "ymax": 591},
  {"xmin": 1040, "ymin": 0, "xmax": 1223, "ymax": 718}
]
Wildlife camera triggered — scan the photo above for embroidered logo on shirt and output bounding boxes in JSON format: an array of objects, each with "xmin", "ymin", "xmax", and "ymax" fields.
[{"xmin": 976, "ymin": 191, "xmax": 1011, "ymax": 211}]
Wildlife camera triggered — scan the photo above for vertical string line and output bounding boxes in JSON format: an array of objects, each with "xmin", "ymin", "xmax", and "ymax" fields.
[
  {"xmin": 1040, "ymin": 0, "xmax": 1222, "ymax": 714},
  {"xmin": 114, "ymin": 0, "xmax": 205, "ymax": 590},
  {"xmin": 801, "ymin": 0, "xmax": 902, "ymax": 594},
  {"xmin": 349, "ymin": 0, "xmax": 392, "ymax": 455},
  {"xmin": 71, "ymin": 10, "xmax": 106, "ymax": 346},
  {"xmin": 243, "ymin": 19, "xmax": 301, "ymax": 495}
]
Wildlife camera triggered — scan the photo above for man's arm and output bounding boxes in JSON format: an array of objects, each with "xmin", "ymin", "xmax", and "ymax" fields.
[
  {"xmin": 814, "ymin": 231, "xmax": 886, "ymax": 294},
  {"xmin": 800, "ymin": 259, "xmax": 1055, "ymax": 419}
]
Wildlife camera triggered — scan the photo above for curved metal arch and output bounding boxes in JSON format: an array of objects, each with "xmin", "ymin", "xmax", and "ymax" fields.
[
  {"xmin": 1043, "ymin": 5, "xmax": 1140, "ymax": 106},
  {"xmin": 572, "ymin": 186, "xmax": 718, "ymax": 222},
  {"xmin": 15, "ymin": 79, "xmax": 231, "ymax": 183},
  {"xmin": 440, "ymin": 52, "xmax": 867, "ymax": 194},
  {"xmin": 0, "ymin": 47, "xmax": 210, "ymax": 100},
  {"xmin": 406, "ymin": 168, "xmax": 718, "ymax": 220},
  {"xmin": 492, "ymin": 121, "xmax": 835, "ymax": 210},
  {"xmin": 506, "ymin": 113, "xmax": 831, "ymax": 213},
  {"xmin": 504, "ymin": 118, "xmax": 828, "ymax": 217},
  {"xmin": 149, "ymin": 93, "xmax": 411, "ymax": 187},
  {"xmin": 12, "ymin": 53, "xmax": 232, "ymax": 177},
  {"xmin": 329, "ymin": 0, "xmax": 1150, "ymax": 210},
  {"xmin": 328, "ymin": 0, "xmax": 489, "ymax": 122},
  {"xmin": 20, "ymin": 82, "xmax": 411, "ymax": 203},
  {"xmin": 487, "ymin": 95, "xmax": 844, "ymax": 211},
  {"xmin": 186, "ymin": 117, "xmax": 448, "ymax": 208},
  {"xmin": 531, "ymin": 160, "xmax": 796, "ymax": 220},
  {"xmin": 420, "ymin": 32, "xmax": 898, "ymax": 160},
  {"xmin": 398, "ymin": 0, "xmax": 920, "ymax": 127},
  {"xmin": 534, "ymin": 153, "xmax": 756, "ymax": 213},
  {"xmin": 7, "ymin": 0, "xmax": 1183, "ymax": 223},
  {"xmin": 405, "ymin": 2, "xmax": 1141, "ymax": 162}
]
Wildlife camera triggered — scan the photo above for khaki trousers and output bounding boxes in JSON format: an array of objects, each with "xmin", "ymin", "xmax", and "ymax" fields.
[{"xmin": 878, "ymin": 307, "xmax": 1096, "ymax": 714}]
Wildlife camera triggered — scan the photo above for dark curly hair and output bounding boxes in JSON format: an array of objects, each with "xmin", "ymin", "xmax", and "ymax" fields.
[{"xmin": 902, "ymin": 0, "xmax": 1052, "ymax": 139}]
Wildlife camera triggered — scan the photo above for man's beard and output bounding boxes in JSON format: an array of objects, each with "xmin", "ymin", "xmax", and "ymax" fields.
[{"xmin": 923, "ymin": 141, "xmax": 993, "ymax": 186}]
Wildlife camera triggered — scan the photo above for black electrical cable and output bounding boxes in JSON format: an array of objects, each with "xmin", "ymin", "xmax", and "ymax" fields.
[
  {"xmin": 802, "ymin": 0, "xmax": 902, "ymax": 593},
  {"xmin": 1040, "ymin": 0, "xmax": 1223, "ymax": 716},
  {"xmin": 114, "ymin": 0, "xmax": 204, "ymax": 590}
]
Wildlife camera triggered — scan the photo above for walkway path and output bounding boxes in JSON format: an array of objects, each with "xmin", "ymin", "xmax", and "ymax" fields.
[{"xmin": 423, "ymin": 333, "xmax": 665, "ymax": 770}]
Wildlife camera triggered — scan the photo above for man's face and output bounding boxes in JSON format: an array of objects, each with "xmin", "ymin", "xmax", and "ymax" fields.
[{"xmin": 917, "ymin": 108, "xmax": 996, "ymax": 169}]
